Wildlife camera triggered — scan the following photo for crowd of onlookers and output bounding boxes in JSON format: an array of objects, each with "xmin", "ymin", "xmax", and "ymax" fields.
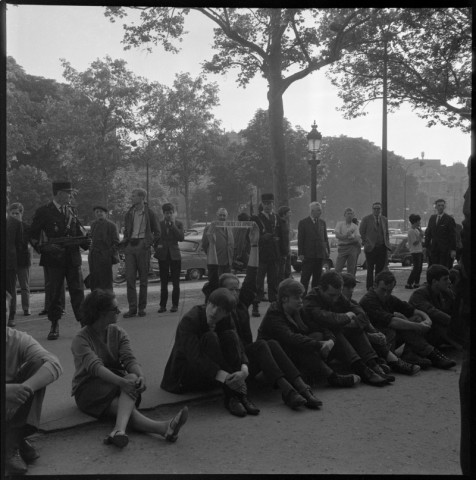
[{"xmin": 5, "ymin": 177, "xmax": 470, "ymax": 475}]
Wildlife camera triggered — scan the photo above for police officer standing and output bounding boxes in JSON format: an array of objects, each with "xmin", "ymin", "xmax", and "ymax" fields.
[{"xmin": 30, "ymin": 180, "xmax": 91, "ymax": 340}]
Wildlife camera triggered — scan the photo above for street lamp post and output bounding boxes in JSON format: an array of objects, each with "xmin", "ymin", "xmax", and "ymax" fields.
[
  {"xmin": 403, "ymin": 160, "xmax": 424, "ymax": 231},
  {"xmin": 306, "ymin": 121, "xmax": 322, "ymax": 203},
  {"xmin": 321, "ymin": 195, "xmax": 327, "ymax": 214}
]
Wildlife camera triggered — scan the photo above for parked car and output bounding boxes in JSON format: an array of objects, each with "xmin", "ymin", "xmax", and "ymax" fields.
[
  {"xmin": 388, "ymin": 233, "xmax": 427, "ymax": 267},
  {"xmin": 178, "ymin": 235, "xmax": 208, "ymax": 280},
  {"xmin": 290, "ymin": 235, "xmax": 366, "ymax": 273}
]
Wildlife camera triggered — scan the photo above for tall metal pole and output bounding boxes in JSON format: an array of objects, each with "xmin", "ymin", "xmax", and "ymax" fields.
[
  {"xmin": 381, "ymin": 37, "xmax": 388, "ymax": 217},
  {"xmin": 146, "ymin": 156, "xmax": 149, "ymax": 205},
  {"xmin": 403, "ymin": 173, "xmax": 407, "ymax": 231},
  {"xmin": 310, "ymin": 154, "xmax": 317, "ymax": 202}
]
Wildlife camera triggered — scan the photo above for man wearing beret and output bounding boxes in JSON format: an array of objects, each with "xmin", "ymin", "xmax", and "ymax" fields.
[
  {"xmin": 251, "ymin": 193, "xmax": 281, "ymax": 317},
  {"xmin": 154, "ymin": 203, "xmax": 184, "ymax": 313},
  {"xmin": 29, "ymin": 180, "xmax": 91, "ymax": 340},
  {"xmin": 121, "ymin": 188, "xmax": 160, "ymax": 317},
  {"xmin": 88, "ymin": 205, "xmax": 120, "ymax": 292}
]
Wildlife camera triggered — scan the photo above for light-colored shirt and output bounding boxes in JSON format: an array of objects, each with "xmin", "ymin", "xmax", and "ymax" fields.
[
  {"xmin": 408, "ymin": 227, "xmax": 424, "ymax": 253},
  {"xmin": 334, "ymin": 221, "xmax": 361, "ymax": 246},
  {"xmin": 131, "ymin": 208, "xmax": 146, "ymax": 238}
]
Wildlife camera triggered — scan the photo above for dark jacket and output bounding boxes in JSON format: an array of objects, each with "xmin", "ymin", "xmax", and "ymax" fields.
[
  {"xmin": 359, "ymin": 288, "xmax": 415, "ymax": 330},
  {"xmin": 359, "ymin": 213, "xmax": 390, "ymax": 253},
  {"xmin": 251, "ymin": 212, "xmax": 280, "ymax": 262},
  {"xmin": 17, "ymin": 222, "xmax": 32, "ymax": 267},
  {"xmin": 257, "ymin": 302, "xmax": 332, "ymax": 352},
  {"xmin": 29, "ymin": 202, "xmax": 89, "ymax": 268},
  {"xmin": 424, "ymin": 212, "xmax": 456, "ymax": 254},
  {"xmin": 154, "ymin": 219, "xmax": 184, "ymax": 261},
  {"xmin": 297, "ymin": 216, "xmax": 329, "ymax": 259},
  {"xmin": 123, "ymin": 204, "xmax": 160, "ymax": 249},
  {"xmin": 6, "ymin": 216, "xmax": 22, "ymax": 270},
  {"xmin": 160, "ymin": 305, "xmax": 248, "ymax": 394},
  {"xmin": 277, "ymin": 216, "xmax": 291, "ymax": 257},
  {"xmin": 202, "ymin": 225, "xmax": 234, "ymax": 266},
  {"xmin": 409, "ymin": 285, "xmax": 454, "ymax": 327}
]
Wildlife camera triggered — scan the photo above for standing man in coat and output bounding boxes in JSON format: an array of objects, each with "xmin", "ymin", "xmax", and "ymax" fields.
[
  {"xmin": 155, "ymin": 203, "xmax": 184, "ymax": 314},
  {"xmin": 424, "ymin": 198, "xmax": 457, "ymax": 269},
  {"xmin": 359, "ymin": 202, "xmax": 391, "ymax": 290},
  {"xmin": 29, "ymin": 180, "xmax": 91, "ymax": 340},
  {"xmin": 201, "ymin": 208, "xmax": 234, "ymax": 276},
  {"xmin": 121, "ymin": 188, "xmax": 160, "ymax": 318},
  {"xmin": 88, "ymin": 205, "xmax": 120, "ymax": 292},
  {"xmin": 251, "ymin": 193, "xmax": 281, "ymax": 317},
  {"xmin": 6, "ymin": 205, "xmax": 23, "ymax": 327},
  {"xmin": 297, "ymin": 201, "xmax": 330, "ymax": 295}
]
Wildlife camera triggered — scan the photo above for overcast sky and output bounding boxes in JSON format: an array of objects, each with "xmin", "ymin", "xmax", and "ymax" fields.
[{"xmin": 6, "ymin": 5, "xmax": 470, "ymax": 166}]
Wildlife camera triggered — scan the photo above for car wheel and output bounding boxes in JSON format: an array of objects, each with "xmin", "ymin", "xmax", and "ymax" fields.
[
  {"xmin": 402, "ymin": 257, "xmax": 413, "ymax": 267},
  {"xmin": 187, "ymin": 268, "xmax": 203, "ymax": 281},
  {"xmin": 322, "ymin": 260, "xmax": 333, "ymax": 272}
]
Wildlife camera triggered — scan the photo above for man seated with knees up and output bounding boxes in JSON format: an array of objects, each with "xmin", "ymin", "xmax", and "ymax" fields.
[
  {"xmin": 303, "ymin": 271, "xmax": 393, "ymax": 386},
  {"xmin": 160, "ymin": 288, "xmax": 258, "ymax": 417},
  {"xmin": 5, "ymin": 291, "xmax": 63, "ymax": 475},
  {"xmin": 257, "ymin": 279, "xmax": 362, "ymax": 399},
  {"xmin": 359, "ymin": 271, "xmax": 456, "ymax": 370},
  {"xmin": 340, "ymin": 273, "xmax": 421, "ymax": 376},
  {"xmin": 409, "ymin": 264, "xmax": 461, "ymax": 350}
]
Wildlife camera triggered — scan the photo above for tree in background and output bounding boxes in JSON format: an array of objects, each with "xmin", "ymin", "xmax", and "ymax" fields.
[
  {"xmin": 105, "ymin": 7, "xmax": 379, "ymax": 206},
  {"xmin": 327, "ymin": 8, "xmax": 471, "ymax": 132}
]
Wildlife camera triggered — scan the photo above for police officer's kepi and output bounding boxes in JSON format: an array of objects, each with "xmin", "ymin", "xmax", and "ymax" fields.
[
  {"xmin": 261, "ymin": 193, "xmax": 274, "ymax": 203},
  {"xmin": 52, "ymin": 180, "xmax": 74, "ymax": 196},
  {"xmin": 93, "ymin": 205, "xmax": 108, "ymax": 213}
]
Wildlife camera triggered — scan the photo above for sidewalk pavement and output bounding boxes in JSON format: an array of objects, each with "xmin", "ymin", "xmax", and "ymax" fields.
[{"xmin": 14, "ymin": 268, "xmax": 416, "ymax": 433}]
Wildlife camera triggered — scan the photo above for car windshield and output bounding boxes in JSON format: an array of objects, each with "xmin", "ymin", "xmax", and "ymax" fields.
[{"xmin": 179, "ymin": 240, "xmax": 199, "ymax": 252}]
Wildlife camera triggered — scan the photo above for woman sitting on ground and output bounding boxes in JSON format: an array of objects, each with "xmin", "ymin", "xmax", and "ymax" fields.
[{"xmin": 71, "ymin": 289, "xmax": 188, "ymax": 448}]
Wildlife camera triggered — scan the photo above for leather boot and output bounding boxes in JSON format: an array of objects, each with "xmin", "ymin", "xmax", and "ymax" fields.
[
  {"xmin": 238, "ymin": 394, "xmax": 260, "ymax": 415},
  {"xmin": 47, "ymin": 320, "xmax": 59, "ymax": 340},
  {"xmin": 299, "ymin": 386, "xmax": 323, "ymax": 409}
]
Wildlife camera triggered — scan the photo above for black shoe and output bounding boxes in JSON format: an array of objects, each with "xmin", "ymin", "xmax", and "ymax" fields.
[
  {"xmin": 47, "ymin": 321, "xmax": 59, "ymax": 340},
  {"xmin": 375, "ymin": 359, "xmax": 392, "ymax": 374},
  {"xmin": 299, "ymin": 387, "xmax": 323, "ymax": 409},
  {"xmin": 6, "ymin": 449, "xmax": 28, "ymax": 475},
  {"xmin": 413, "ymin": 284, "xmax": 420, "ymax": 288},
  {"xmin": 282, "ymin": 388, "xmax": 307, "ymax": 410},
  {"xmin": 240, "ymin": 395, "xmax": 260, "ymax": 415},
  {"xmin": 225, "ymin": 396, "xmax": 247, "ymax": 417},
  {"xmin": 38, "ymin": 309, "xmax": 48, "ymax": 316},
  {"xmin": 19, "ymin": 439, "xmax": 40, "ymax": 464},
  {"xmin": 401, "ymin": 350, "xmax": 432, "ymax": 369},
  {"xmin": 427, "ymin": 349, "xmax": 457, "ymax": 369},
  {"xmin": 360, "ymin": 366, "xmax": 389, "ymax": 387},
  {"xmin": 388, "ymin": 358, "xmax": 421, "ymax": 376},
  {"xmin": 372, "ymin": 364, "xmax": 395, "ymax": 383},
  {"xmin": 138, "ymin": 310, "xmax": 146, "ymax": 317},
  {"xmin": 123, "ymin": 311, "xmax": 137, "ymax": 318},
  {"xmin": 158, "ymin": 307, "xmax": 167, "ymax": 313},
  {"xmin": 170, "ymin": 305, "xmax": 178, "ymax": 313},
  {"xmin": 23, "ymin": 310, "xmax": 31, "ymax": 316},
  {"xmin": 327, "ymin": 373, "xmax": 361, "ymax": 388}
]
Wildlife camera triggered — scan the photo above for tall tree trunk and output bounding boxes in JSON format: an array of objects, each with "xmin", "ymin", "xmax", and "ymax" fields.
[
  {"xmin": 267, "ymin": 10, "xmax": 288, "ymax": 207},
  {"xmin": 184, "ymin": 179, "xmax": 190, "ymax": 228}
]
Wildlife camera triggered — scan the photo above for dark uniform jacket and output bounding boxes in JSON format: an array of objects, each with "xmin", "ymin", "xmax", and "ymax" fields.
[
  {"xmin": 297, "ymin": 216, "xmax": 329, "ymax": 259},
  {"xmin": 277, "ymin": 216, "xmax": 291, "ymax": 257},
  {"xmin": 251, "ymin": 212, "xmax": 280, "ymax": 262},
  {"xmin": 160, "ymin": 305, "xmax": 248, "ymax": 394},
  {"xmin": 154, "ymin": 220, "xmax": 184, "ymax": 261},
  {"xmin": 29, "ymin": 202, "xmax": 89, "ymax": 268},
  {"xmin": 409, "ymin": 285, "xmax": 454, "ymax": 327},
  {"xmin": 424, "ymin": 212, "xmax": 456, "ymax": 254}
]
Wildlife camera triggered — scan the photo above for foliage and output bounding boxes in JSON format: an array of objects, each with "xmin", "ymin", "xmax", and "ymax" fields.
[{"xmin": 327, "ymin": 8, "xmax": 471, "ymax": 132}]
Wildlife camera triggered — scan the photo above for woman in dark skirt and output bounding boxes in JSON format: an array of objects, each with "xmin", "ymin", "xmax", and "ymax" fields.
[{"xmin": 71, "ymin": 289, "xmax": 188, "ymax": 448}]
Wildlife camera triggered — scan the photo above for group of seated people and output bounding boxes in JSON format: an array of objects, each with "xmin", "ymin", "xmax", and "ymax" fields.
[{"xmin": 5, "ymin": 223, "xmax": 461, "ymax": 474}]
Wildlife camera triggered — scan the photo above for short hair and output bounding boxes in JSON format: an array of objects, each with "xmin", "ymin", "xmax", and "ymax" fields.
[
  {"xmin": 8, "ymin": 202, "xmax": 24, "ymax": 213},
  {"xmin": 341, "ymin": 273, "xmax": 357, "ymax": 289},
  {"xmin": 80, "ymin": 289, "xmax": 116, "ymax": 326},
  {"xmin": 208, "ymin": 288, "xmax": 236, "ymax": 313},
  {"xmin": 218, "ymin": 273, "xmax": 239, "ymax": 288},
  {"xmin": 426, "ymin": 264, "xmax": 449, "ymax": 285},
  {"xmin": 344, "ymin": 207, "xmax": 354, "ymax": 215},
  {"xmin": 162, "ymin": 203, "xmax": 174, "ymax": 213},
  {"xmin": 278, "ymin": 206, "xmax": 290, "ymax": 217},
  {"xmin": 237, "ymin": 212, "xmax": 250, "ymax": 221},
  {"xmin": 319, "ymin": 271, "xmax": 343, "ymax": 291},
  {"xmin": 351, "ymin": 217, "xmax": 359, "ymax": 225},
  {"xmin": 372, "ymin": 202, "xmax": 382, "ymax": 208},
  {"xmin": 375, "ymin": 271, "xmax": 396, "ymax": 286},
  {"xmin": 409, "ymin": 214, "xmax": 421, "ymax": 224},
  {"xmin": 309, "ymin": 201, "xmax": 321, "ymax": 210},
  {"xmin": 278, "ymin": 279, "xmax": 305, "ymax": 303},
  {"xmin": 132, "ymin": 188, "xmax": 147, "ymax": 199},
  {"xmin": 217, "ymin": 208, "xmax": 228, "ymax": 215},
  {"xmin": 435, "ymin": 199, "xmax": 446, "ymax": 205}
]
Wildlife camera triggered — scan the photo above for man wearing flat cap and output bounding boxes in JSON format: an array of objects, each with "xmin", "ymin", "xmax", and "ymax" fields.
[
  {"xmin": 87, "ymin": 205, "xmax": 120, "ymax": 292},
  {"xmin": 30, "ymin": 180, "xmax": 91, "ymax": 340},
  {"xmin": 250, "ymin": 193, "xmax": 282, "ymax": 317},
  {"xmin": 154, "ymin": 203, "xmax": 184, "ymax": 313}
]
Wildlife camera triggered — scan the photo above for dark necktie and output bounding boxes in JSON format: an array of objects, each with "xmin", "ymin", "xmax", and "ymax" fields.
[
  {"xmin": 376, "ymin": 216, "xmax": 379, "ymax": 226},
  {"xmin": 436, "ymin": 215, "xmax": 441, "ymax": 225}
]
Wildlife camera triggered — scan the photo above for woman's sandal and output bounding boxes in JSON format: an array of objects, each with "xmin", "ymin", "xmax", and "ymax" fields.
[
  {"xmin": 164, "ymin": 406, "xmax": 189, "ymax": 443},
  {"xmin": 103, "ymin": 430, "xmax": 129, "ymax": 448}
]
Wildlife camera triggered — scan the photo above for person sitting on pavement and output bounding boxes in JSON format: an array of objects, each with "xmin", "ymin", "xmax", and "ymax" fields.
[
  {"xmin": 409, "ymin": 264, "xmax": 461, "ymax": 351},
  {"xmin": 71, "ymin": 289, "xmax": 188, "ymax": 448},
  {"xmin": 340, "ymin": 273, "xmax": 421, "ymax": 376},
  {"xmin": 5, "ymin": 291, "xmax": 64, "ymax": 475},
  {"xmin": 257, "ymin": 279, "xmax": 362, "ymax": 399},
  {"xmin": 303, "ymin": 271, "xmax": 394, "ymax": 386},
  {"xmin": 204, "ymin": 221, "xmax": 322, "ymax": 410},
  {"xmin": 359, "ymin": 271, "xmax": 456, "ymax": 370},
  {"xmin": 161, "ymin": 287, "xmax": 258, "ymax": 418}
]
